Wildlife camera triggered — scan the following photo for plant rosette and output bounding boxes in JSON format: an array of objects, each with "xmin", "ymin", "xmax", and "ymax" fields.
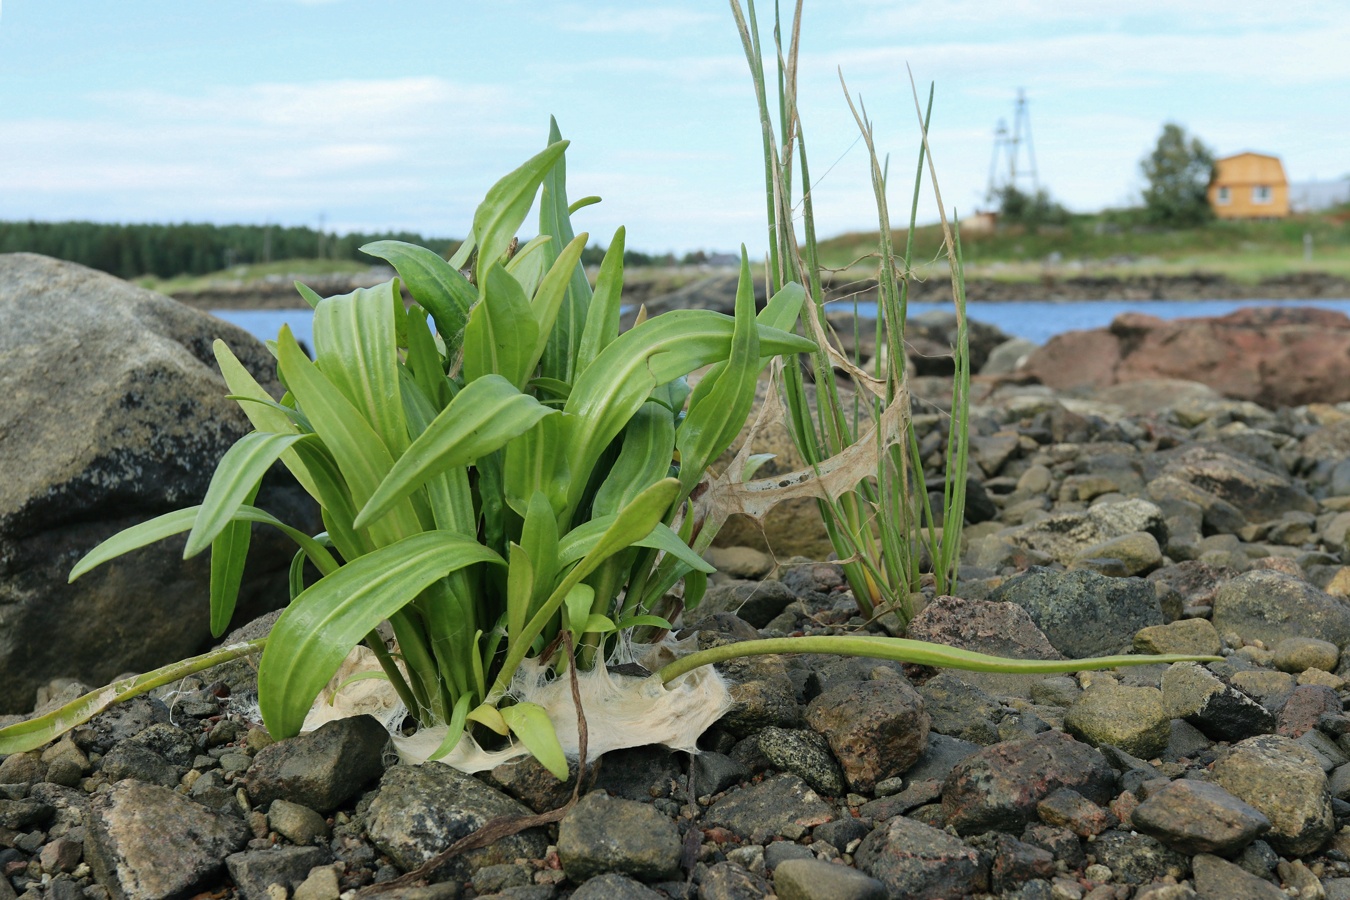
[{"xmin": 0, "ymin": 126, "xmax": 1219, "ymax": 776}]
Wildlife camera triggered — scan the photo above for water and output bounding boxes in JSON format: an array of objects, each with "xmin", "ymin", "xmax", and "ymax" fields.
[{"xmin": 214, "ymin": 297, "xmax": 1350, "ymax": 349}]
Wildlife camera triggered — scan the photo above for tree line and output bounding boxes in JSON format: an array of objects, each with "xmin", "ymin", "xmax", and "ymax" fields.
[
  {"xmin": 0, "ymin": 219, "xmax": 720, "ymax": 280},
  {"xmin": 0, "ymin": 220, "xmax": 457, "ymax": 280}
]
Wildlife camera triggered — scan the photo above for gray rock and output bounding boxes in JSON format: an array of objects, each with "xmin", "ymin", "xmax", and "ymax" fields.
[
  {"xmin": 225, "ymin": 846, "xmax": 330, "ymax": 900},
  {"xmin": 988, "ymin": 568, "xmax": 1163, "ymax": 659},
  {"xmin": 1191, "ymin": 853, "xmax": 1284, "ymax": 900},
  {"xmin": 0, "ymin": 253, "xmax": 314, "ymax": 713},
  {"xmin": 941, "ymin": 730, "xmax": 1116, "ymax": 835},
  {"xmin": 763, "ymin": 842, "xmax": 814, "ymax": 870},
  {"xmin": 1089, "ymin": 831, "xmax": 1189, "ymax": 885},
  {"xmin": 1063, "ymin": 683, "xmax": 1171, "ymax": 759},
  {"xmin": 1211, "ymin": 733, "xmax": 1334, "ymax": 857},
  {"xmin": 917, "ymin": 673, "xmax": 1004, "ymax": 745},
  {"xmin": 245, "ymin": 714, "xmax": 388, "ymax": 813},
  {"xmin": 690, "ymin": 752, "xmax": 748, "ymax": 797},
  {"xmin": 855, "ymin": 815, "xmax": 989, "ymax": 899},
  {"xmin": 716, "ymin": 653, "xmax": 801, "ymax": 737},
  {"xmin": 85, "ymin": 779, "xmax": 248, "ymax": 900},
  {"xmin": 1131, "ymin": 779, "xmax": 1271, "ymax": 855},
  {"xmin": 903, "ymin": 733, "xmax": 982, "ymax": 784},
  {"xmin": 1272, "ymin": 636, "xmax": 1340, "ymax": 673},
  {"xmin": 904, "ymin": 595, "xmax": 1064, "ymax": 698},
  {"xmin": 995, "ymin": 498, "xmax": 1167, "ymax": 567},
  {"xmin": 804, "ymin": 679, "xmax": 929, "ymax": 793},
  {"xmin": 555, "ymin": 791, "xmax": 682, "ymax": 883},
  {"xmin": 99, "ymin": 743, "xmax": 183, "ymax": 789},
  {"xmin": 568, "ymin": 873, "xmax": 665, "ymax": 900},
  {"xmin": 1212, "ymin": 569, "xmax": 1350, "ymax": 649},
  {"xmin": 365, "ymin": 763, "xmax": 549, "ymax": 882},
  {"xmin": 982, "ymin": 337, "xmax": 1040, "ymax": 376},
  {"xmin": 772, "ymin": 857, "xmax": 886, "ymax": 900},
  {"xmin": 591, "ymin": 745, "xmax": 682, "ymax": 803},
  {"xmin": 697, "ymin": 861, "xmax": 771, "ymax": 900},
  {"xmin": 1133, "ymin": 619, "xmax": 1223, "ymax": 657},
  {"xmin": 483, "ymin": 755, "xmax": 597, "ymax": 815},
  {"xmin": 700, "ymin": 579, "xmax": 796, "ymax": 628},
  {"xmin": 1160, "ymin": 662, "xmax": 1277, "ymax": 742},
  {"xmin": 1150, "ymin": 443, "xmax": 1316, "ymax": 525},
  {"xmin": 704, "ymin": 774, "xmax": 834, "ymax": 844},
  {"xmin": 734, "ymin": 727, "xmax": 845, "ymax": 796},
  {"xmin": 267, "ymin": 798, "xmax": 330, "ymax": 845},
  {"xmin": 1071, "ymin": 531, "xmax": 1163, "ymax": 576}
]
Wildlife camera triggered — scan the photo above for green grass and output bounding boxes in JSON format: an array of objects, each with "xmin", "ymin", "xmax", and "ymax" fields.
[
  {"xmin": 137, "ymin": 258, "xmax": 373, "ymax": 293},
  {"xmin": 816, "ymin": 209, "xmax": 1350, "ymax": 283}
]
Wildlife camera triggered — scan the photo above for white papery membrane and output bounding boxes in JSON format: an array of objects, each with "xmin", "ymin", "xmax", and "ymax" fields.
[{"xmin": 301, "ymin": 636, "xmax": 733, "ymax": 773}]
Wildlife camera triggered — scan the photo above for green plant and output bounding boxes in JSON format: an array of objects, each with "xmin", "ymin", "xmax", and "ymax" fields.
[{"xmin": 0, "ymin": 34, "xmax": 1222, "ymax": 773}]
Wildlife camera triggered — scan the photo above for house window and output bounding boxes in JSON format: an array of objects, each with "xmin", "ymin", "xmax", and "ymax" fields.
[
  {"xmin": 1217, "ymin": 186, "xmax": 1231, "ymax": 205},
  {"xmin": 1253, "ymin": 185, "xmax": 1272, "ymax": 204}
]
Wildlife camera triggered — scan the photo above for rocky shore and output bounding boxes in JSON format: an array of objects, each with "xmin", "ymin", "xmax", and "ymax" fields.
[
  {"xmin": 11, "ymin": 252, "xmax": 1350, "ymax": 899},
  {"xmin": 166, "ymin": 268, "xmax": 1350, "ymax": 314},
  {"xmin": 10, "ymin": 372, "xmax": 1350, "ymax": 898}
]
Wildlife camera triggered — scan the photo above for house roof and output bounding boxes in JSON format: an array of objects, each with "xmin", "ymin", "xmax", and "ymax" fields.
[{"xmin": 1212, "ymin": 152, "xmax": 1288, "ymax": 186}]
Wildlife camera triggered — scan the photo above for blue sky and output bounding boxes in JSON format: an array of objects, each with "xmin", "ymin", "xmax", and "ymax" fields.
[{"xmin": 1, "ymin": 1, "xmax": 1346, "ymax": 256}]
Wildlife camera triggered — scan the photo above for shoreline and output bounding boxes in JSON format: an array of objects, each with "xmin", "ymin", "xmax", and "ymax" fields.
[{"xmin": 167, "ymin": 269, "xmax": 1350, "ymax": 312}]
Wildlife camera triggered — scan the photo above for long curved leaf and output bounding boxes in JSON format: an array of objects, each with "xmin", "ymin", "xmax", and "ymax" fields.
[
  {"xmin": 258, "ymin": 531, "xmax": 504, "ymax": 738},
  {"xmin": 462, "ymin": 263, "xmax": 538, "ymax": 388},
  {"xmin": 354, "ymin": 374, "xmax": 556, "ymax": 529},
  {"xmin": 474, "ymin": 140, "xmax": 569, "ymax": 289},
  {"xmin": 360, "ymin": 241, "xmax": 475, "ymax": 348},
  {"xmin": 185, "ymin": 432, "xmax": 310, "ymax": 557},
  {"xmin": 575, "ymin": 226, "xmax": 625, "ymax": 375}
]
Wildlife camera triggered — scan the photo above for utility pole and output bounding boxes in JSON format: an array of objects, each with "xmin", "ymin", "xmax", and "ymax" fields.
[{"xmin": 986, "ymin": 90, "xmax": 1040, "ymax": 201}]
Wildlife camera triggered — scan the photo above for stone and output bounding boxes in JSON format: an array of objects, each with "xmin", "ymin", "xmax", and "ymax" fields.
[
  {"xmin": 917, "ymin": 672, "xmax": 1004, "ymax": 745},
  {"xmin": 1276, "ymin": 684, "xmax": 1342, "ymax": 738},
  {"xmin": 941, "ymin": 730, "xmax": 1116, "ymax": 835},
  {"xmin": 1161, "ymin": 662, "xmax": 1277, "ymax": 742},
  {"xmin": 1088, "ymin": 831, "xmax": 1189, "ymax": 886},
  {"xmin": 483, "ymin": 755, "xmax": 597, "ymax": 815},
  {"xmin": 1212, "ymin": 569, "xmax": 1350, "ymax": 650},
  {"xmin": 1130, "ymin": 779, "xmax": 1271, "ymax": 855},
  {"xmin": 0, "ymin": 253, "xmax": 315, "ymax": 712},
  {"xmin": 803, "ymin": 678, "xmax": 929, "ymax": 793},
  {"xmin": 1133, "ymin": 619, "xmax": 1223, "ymax": 657},
  {"xmin": 982, "ymin": 337, "xmax": 1040, "ymax": 376},
  {"xmin": 704, "ymin": 774, "xmax": 834, "ymax": 844},
  {"xmin": 903, "ymin": 595, "xmax": 1064, "ymax": 697},
  {"xmin": 1211, "ymin": 733, "xmax": 1334, "ymax": 857},
  {"xmin": 1071, "ymin": 531, "xmax": 1163, "ymax": 576},
  {"xmin": 556, "ymin": 791, "xmax": 682, "ymax": 883},
  {"xmin": 772, "ymin": 857, "xmax": 886, "ymax": 900},
  {"xmin": 568, "ymin": 873, "xmax": 665, "ymax": 900},
  {"xmin": 1063, "ymin": 683, "xmax": 1171, "ymax": 759},
  {"xmin": 293, "ymin": 865, "xmax": 342, "ymax": 900},
  {"xmin": 995, "ymin": 499, "xmax": 1167, "ymax": 568},
  {"xmin": 854, "ymin": 815, "xmax": 989, "ymax": 899},
  {"xmin": 225, "ymin": 847, "xmax": 330, "ymax": 900},
  {"xmin": 1034, "ymin": 788, "xmax": 1115, "ymax": 837},
  {"xmin": 267, "ymin": 798, "xmax": 330, "ymax": 845},
  {"xmin": 703, "ymin": 546, "xmax": 774, "ymax": 580},
  {"xmin": 244, "ymin": 714, "xmax": 388, "ymax": 813},
  {"xmin": 988, "ymin": 568, "xmax": 1163, "ymax": 659},
  {"xmin": 698, "ymin": 861, "xmax": 772, "ymax": 899},
  {"xmin": 365, "ymin": 763, "xmax": 549, "ymax": 882},
  {"xmin": 734, "ymin": 727, "xmax": 845, "ymax": 796},
  {"xmin": 1022, "ymin": 306, "xmax": 1350, "ymax": 408},
  {"xmin": 1273, "ymin": 636, "xmax": 1341, "ymax": 673},
  {"xmin": 689, "ymin": 752, "xmax": 748, "ymax": 797},
  {"xmin": 700, "ymin": 579, "xmax": 797, "ymax": 628},
  {"xmin": 1190, "ymin": 853, "xmax": 1284, "ymax": 900},
  {"xmin": 85, "ymin": 779, "xmax": 248, "ymax": 900}
]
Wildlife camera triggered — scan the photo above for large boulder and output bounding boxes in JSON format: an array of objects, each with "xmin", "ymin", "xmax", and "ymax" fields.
[
  {"xmin": 0, "ymin": 253, "xmax": 315, "ymax": 713},
  {"xmin": 1022, "ymin": 307, "xmax": 1350, "ymax": 407}
]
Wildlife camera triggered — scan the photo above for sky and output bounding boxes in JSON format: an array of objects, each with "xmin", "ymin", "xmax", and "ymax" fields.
[{"xmin": 0, "ymin": 1, "xmax": 1347, "ymax": 257}]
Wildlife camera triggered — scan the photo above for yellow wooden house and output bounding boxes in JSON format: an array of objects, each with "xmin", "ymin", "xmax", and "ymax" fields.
[{"xmin": 1208, "ymin": 152, "xmax": 1290, "ymax": 219}]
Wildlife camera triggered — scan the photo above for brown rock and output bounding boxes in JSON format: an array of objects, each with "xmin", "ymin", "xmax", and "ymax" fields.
[{"xmin": 804, "ymin": 679, "xmax": 929, "ymax": 793}]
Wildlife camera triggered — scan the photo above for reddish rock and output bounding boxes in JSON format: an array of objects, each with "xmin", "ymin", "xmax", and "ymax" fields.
[
  {"xmin": 941, "ymin": 731, "xmax": 1116, "ymax": 836},
  {"xmin": 1023, "ymin": 307, "xmax": 1350, "ymax": 408},
  {"xmin": 804, "ymin": 679, "xmax": 930, "ymax": 794},
  {"xmin": 1277, "ymin": 684, "xmax": 1343, "ymax": 739}
]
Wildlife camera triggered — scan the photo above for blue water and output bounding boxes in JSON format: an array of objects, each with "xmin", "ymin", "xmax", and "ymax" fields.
[{"xmin": 214, "ymin": 297, "xmax": 1350, "ymax": 349}]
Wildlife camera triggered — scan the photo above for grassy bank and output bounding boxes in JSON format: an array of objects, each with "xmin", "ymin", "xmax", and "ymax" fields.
[{"xmin": 818, "ymin": 209, "xmax": 1350, "ymax": 283}]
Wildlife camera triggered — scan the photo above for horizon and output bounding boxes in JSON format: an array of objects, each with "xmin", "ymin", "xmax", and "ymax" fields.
[{"xmin": 1, "ymin": 2, "xmax": 1346, "ymax": 257}]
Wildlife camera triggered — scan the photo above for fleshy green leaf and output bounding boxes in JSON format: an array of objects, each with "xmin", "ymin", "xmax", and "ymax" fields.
[
  {"xmin": 360, "ymin": 241, "xmax": 475, "ymax": 349},
  {"xmin": 354, "ymin": 374, "xmax": 556, "ymax": 529},
  {"xmin": 257, "ymin": 531, "xmax": 504, "ymax": 738},
  {"xmin": 427, "ymin": 693, "xmax": 474, "ymax": 761},
  {"xmin": 185, "ymin": 432, "xmax": 310, "ymax": 558},
  {"xmin": 500, "ymin": 701, "xmax": 569, "ymax": 780},
  {"xmin": 592, "ymin": 401, "xmax": 675, "ymax": 518},
  {"xmin": 462, "ymin": 263, "xmax": 538, "ymax": 388},
  {"xmin": 474, "ymin": 140, "xmax": 569, "ymax": 290},
  {"xmin": 575, "ymin": 226, "xmax": 626, "ymax": 378}
]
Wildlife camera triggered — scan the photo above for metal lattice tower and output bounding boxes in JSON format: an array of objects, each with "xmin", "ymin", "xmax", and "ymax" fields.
[{"xmin": 986, "ymin": 89, "xmax": 1039, "ymax": 201}]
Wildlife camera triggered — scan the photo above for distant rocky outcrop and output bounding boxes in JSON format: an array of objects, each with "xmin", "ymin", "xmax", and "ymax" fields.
[
  {"xmin": 0, "ymin": 253, "xmax": 316, "ymax": 713},
  {"xmin": 1021, "ymin": 307, "xmax": 1350, "ymax": 408}
]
